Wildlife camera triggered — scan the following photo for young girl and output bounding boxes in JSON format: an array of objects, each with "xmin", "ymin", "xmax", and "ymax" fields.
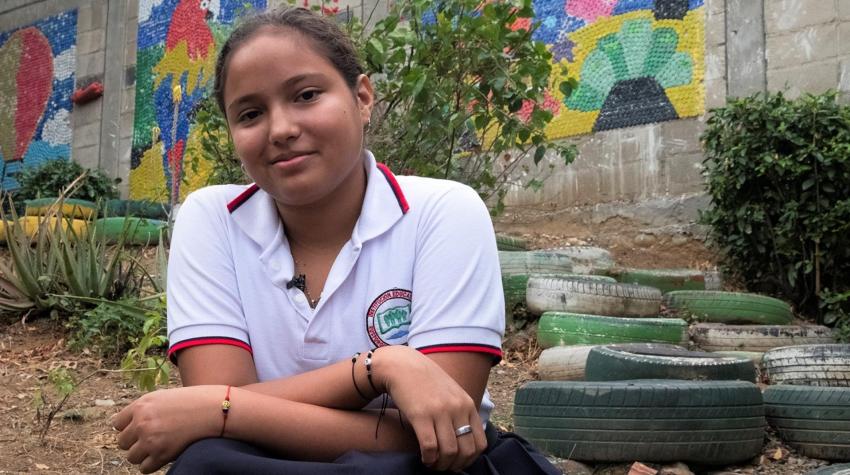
[{"xmin": 113, "ymin": 7, "xmax": 559, "ymax": 474}]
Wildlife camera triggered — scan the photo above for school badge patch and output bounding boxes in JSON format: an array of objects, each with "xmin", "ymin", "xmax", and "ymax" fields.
[{"xmin": 367, "ymin": 288, "xmax": 412, "ymax": 347}]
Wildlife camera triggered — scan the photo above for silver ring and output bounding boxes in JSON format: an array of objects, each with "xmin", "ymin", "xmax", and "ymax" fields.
[{"xmin": 454, "ymin": 425, "xmax": 473, "ymax": 437}]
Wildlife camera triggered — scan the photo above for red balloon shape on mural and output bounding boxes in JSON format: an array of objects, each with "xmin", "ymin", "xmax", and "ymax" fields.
[{"xmin": 0, "ymin": 27, "xmax": 54, "ymax": 163}]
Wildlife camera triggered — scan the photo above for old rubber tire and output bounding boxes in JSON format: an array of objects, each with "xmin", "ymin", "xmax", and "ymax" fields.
[
  {"xmin": 527, "ymin": 277, "xmax": 662, "ymax": 317},
  {"xmin": 764, "ymin": 385, "xmax": 850, "ymax": 460},
  {"xmin": 24, "ymin": 197, "xmax": 97, "ymax": 220},
  {"xmin": 540, "ymin": 246, "xmax": 614, "ymax": 274},
  {"xmin": 503, "ymin": 274, "xmax": 616, "ymax": 311},
  {"xmin": 104, "ymin": 199, "xmax": 171, "ymax": 220},
  {"xmin": 537, "ymin": 312, "xmax": 688, "ymax": 349},
  {"xmin": 806, "ymin": 464, "xmax": 850, "ymax": 474},
  {"xmin": 763, "ymin": 344, "xmax": 850, "ymax": 387},
  {"xmin": 499, "ymin": 251, "xmax": 574, "ymax": 276},
  {"xmin": 537, "ymin": 345, "xmax": 597, "ymax": 381},
  {"xmin": 514, "ymin": 380, "xmax": 765, "ymax": 464},
  {"xmin": 663, "ymin": 291, "xmax": 793, "ymax": 324},
  {"xmin": 584, "ymin": 344, "xmax": 756, "ymax": 383},
  {"xmin": 495, "ymin": 234, "xmax": 527, "ymax": 251},
  {"xmin": 93, "ymin": 217, "xmax": 166, "ymax": 245},
  {"xmin": 612, "ymin": 268, "xmax": 722, "ymax": 293},
  {"xmin": 691, "ymin": 323, "xmax": 835, "ymax": 352}
]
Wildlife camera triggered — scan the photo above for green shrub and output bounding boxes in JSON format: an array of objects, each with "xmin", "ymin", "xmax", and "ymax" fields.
[
  {"xmin": 701, "ymin": 91, "xmax": 850, "ymax": 320},
  {"xmin": 186, "ymin": 95, "xmax": 248, "ymax": 187},
  {"xmin": 16, "ymin": 159, "xmax": 119, "ymax": 202},
  {"xmin": 351, "ymin": 0, "xmax": 576, "ymax": 212}
]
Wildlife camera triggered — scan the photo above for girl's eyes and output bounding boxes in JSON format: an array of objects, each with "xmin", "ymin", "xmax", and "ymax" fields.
[
  {"xmin": 237, "ymin": 110, "xmax": 261, "ymax": 123},
  {"xmin": 297, "ymin": 90, "xmax": 321, "ymax": 102}
]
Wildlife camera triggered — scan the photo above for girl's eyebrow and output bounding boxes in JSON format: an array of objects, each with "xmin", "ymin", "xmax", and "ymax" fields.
[{"xmin": 227, "ymin": 73, "xmax": 324, "ymax": 115}]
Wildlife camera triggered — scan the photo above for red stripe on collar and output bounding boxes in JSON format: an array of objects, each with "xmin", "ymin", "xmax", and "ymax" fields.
[
  {"xmin": 227, "ymin": 183, "xmax": 260, "ymax": 213},
  {"xmin": 376, "ymin": 163, "xmax": 410, "ymax": 214}
]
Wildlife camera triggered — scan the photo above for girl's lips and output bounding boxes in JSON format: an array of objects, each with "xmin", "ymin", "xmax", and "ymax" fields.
[{"xmin": 271, "ymin": 153, "xmax": 313, "ymax": 170}]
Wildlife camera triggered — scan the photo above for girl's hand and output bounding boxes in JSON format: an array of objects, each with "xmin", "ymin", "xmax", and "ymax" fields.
[
  {"xmin": 374, "ymin": 346, "xmax": 489, "ymax": 472},
  {"xmin": 112, "ymin": 385, "xmax": 223, "ymax": 473}
]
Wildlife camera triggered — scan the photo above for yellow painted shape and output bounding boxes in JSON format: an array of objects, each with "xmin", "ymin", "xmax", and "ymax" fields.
[
  {"xmin": 25, "ymin": 203, "xmax": 96, "ymax": 220},
  {"xmin": 15, "ymin": 216, "xmax": 89, "ymax": 239},
  {"xmin": 152, "ymin": 42, "xmax": 215, "ymax": 96},
  {"xmin": 129, "ymin": 124, "xmax": 215, "ymax": 201}
]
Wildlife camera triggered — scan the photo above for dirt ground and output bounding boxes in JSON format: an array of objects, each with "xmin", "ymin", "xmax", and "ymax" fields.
[{"xmin": 0, "ymin": 228, "xmax": 836, "ymax": 474}]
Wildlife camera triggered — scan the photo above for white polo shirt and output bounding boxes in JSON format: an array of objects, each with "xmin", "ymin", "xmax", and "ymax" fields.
[{"xmin": 167, "ymin": 151, "xmax": 505, "ymax": 421}]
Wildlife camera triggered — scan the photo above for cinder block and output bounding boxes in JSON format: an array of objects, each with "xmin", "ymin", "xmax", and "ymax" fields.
[
  {"xmin": 660, "ymin": 119, "xmax": 704, "ymax": 157},
  {"xmin": 705, "ymin": 47, "xmax": 726, "ymax": 82},
  {"xmin": 619, "ymin": 124, "xmax": 662, "ymax": 165},
  {"xmin": 74, "ymin": 122, "xmax": 101, "ymax": 149},
  {"xmin": 664, "ymin": 153, "xmax": 706, "ymax": 195},
  {"xmin": 765, "ymin": 0, "xmax": 837, "ymax": 35},
  {"xmin": 705, "ymin": 79, "xmax": 728, "ymax": 110},
  {"xmin": 840, "ymin": 22, "xmax": 850, "ymax": 56},
  {"xmin": 73, "ymin": 144, "xmax": 100, "ymax": 170},
  {"xmin": 706, "ymin": 8, "xmax": 726, "ymax": 46},
  {"xmin": 840, "ymin": 0, "xmax": 850, "ymax": 20},
  {"xmin": 71, "ymin": 100, "xmax": 103, "ymax": 127},
  {"xmin": 77, "ymin": 29, "xmax": 106, "ymax": 55},
  {"xmin": 121, "ymin": 87, "xmax": 136, "ymax": 114},
  {"xmin": 77, "ymin": 53, "xmax": 105, "ymax": 78},
  {"xmin": 707, "ymin": 0, "xmax": 725, "ymax": 15},
  {"xmin": 766, "ymin": 24, "xmax": 838, "ymax": 69},
  {"xmin": 768, "ymin": 61, "xmax": 840, "ymax": 98},
  {"xmin": 840, "ymin": 59, "xmax": 850, "ymax": 95}
]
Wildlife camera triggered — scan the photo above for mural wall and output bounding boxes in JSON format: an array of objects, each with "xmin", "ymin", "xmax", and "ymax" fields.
[
  {"xmin": 0, "ymin": 10, "xmax": 77, "ymax": 191},
  {"xmin": 534, "ymin": 0, "xmax": 705, "ymax": 138},
  {"xmin": 130, "ymin": 0, "xmax": 266, "ymax": 202}
]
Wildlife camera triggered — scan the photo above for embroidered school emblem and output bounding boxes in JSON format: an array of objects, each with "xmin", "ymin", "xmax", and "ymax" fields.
[{"xmin": 367, "ymin": 288, "xmax": 412, "ymax": 347}]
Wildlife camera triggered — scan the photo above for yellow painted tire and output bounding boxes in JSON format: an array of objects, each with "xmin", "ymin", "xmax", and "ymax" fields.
[
  {"xmin": 24, "ymin": 198, "xmax": 98, "ymax": 220},
  {"xmin": 14, "ymin": 216, "xmax": 89, "ymax": 239}
]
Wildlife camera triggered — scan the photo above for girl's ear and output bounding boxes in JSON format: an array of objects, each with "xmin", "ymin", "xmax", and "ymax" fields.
[{"xmin": 355, "ymin": 74, "xmax": 375, "ymax": 125}]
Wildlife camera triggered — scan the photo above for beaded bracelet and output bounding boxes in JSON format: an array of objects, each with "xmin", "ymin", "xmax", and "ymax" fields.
[
  {"xmin": 364, "ymin": 350, "xmax": 381, "ymax": 396},
  {"xmin": 219, "ymin": 385, "xmax": 232, "ymax": 437},
  {"xmin": 351, "ymin": 352, "xmax": 371, "ymax": 401}
]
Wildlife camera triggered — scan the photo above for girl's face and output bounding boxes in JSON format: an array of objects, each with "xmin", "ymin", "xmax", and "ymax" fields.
[{"xmin": 223, "ymin": 28, "xmax": 373, "ymax": 208}]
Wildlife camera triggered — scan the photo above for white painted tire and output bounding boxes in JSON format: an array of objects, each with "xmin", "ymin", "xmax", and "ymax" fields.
[
  {"xmin": 764, "ymin": 344, "xmax": 850, "ymax": 387},
  {"xmin": 540, "ymin": 246, "xmax": 614, "ymax": 274},
  {"xmin": 712, "ymin": 351, "xmax": 765, "ymax": 365},
  {"xmin": 526, "ymin": 277, "xmax": 662, "ymax": 317},
  {"xmin": 690, "ymin": 323, "xmax": 835, "ymax": 352},
  {"xmin": 537, "ymin": 345, "xmax": 597, "ymax": 381}
]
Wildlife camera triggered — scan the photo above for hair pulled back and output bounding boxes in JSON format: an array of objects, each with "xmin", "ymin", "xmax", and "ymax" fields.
[{"xmin": 213, "ymin": 6, "xmax": 364, "ymax": 117}]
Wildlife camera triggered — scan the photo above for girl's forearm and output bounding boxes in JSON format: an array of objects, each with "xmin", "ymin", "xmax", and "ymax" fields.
[{"xmin": 223, "ymin": 387, "xmax": 419, "ymax": 461}]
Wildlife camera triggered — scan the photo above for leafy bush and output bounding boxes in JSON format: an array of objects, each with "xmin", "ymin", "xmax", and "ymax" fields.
[
  {"xmin": 120, "ymin": 296, "xmax": 169, "ymax": 391},
  {"xmin": 701, "ymin": 91, "xmax": 850, "ymax": 319},
  {"xmin": 351, "ymin": 0, "xmax": 576, "ymax": 212},
  {"xmin": 186, "ymin": 95, "xmax": 248, "ymax": 186},
  {"xmin": 16, "ymin": 159, "xmax": 119, "ymax": 202}
]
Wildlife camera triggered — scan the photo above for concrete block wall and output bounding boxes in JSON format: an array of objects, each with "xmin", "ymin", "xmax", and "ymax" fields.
[{"xmin": 765, "ymin": 0, "xmax": 850, "ymax": 101}]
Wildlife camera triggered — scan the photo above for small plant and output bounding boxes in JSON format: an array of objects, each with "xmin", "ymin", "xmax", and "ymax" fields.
[
  {"xmin": 33, "ymin": 367, "xmax": 77, "ymax": 443},
  {"xmin": 121, "ymin": 296, "xmax": 169, "ymax": 391},
  {"xmin": 16, "ymin": 159, "xmax": 119, "ymax": 202},
  {"xmin": 701, "ymin": 91, "xmax": 850, "ymax": 320},
  {"xmin": 822, "ymin": 289, "xmax": 850, "ymax": 342}
]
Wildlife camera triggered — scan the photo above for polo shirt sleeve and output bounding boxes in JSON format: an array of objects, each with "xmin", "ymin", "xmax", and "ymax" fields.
[
  {"xmin": 406, "ymin": 184, "xmax": 504, "ymax": 363},
  {"xmin": 166, "ymin": 189, "xmax": 251, "ymax": 363}
]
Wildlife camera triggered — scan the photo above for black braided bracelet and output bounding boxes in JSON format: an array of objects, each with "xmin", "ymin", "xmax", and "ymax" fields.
[{"xmin": 351, "ymin": 352, "xmax": 371, "ymax": 401}]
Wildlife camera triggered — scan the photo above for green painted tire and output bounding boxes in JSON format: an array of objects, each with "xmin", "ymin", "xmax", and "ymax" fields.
[
  {"xmin": 765, "ymin": 385, "xmax": 850, "ymax": 461},
  {"xmin": 495, "ymin": 234, "xmax": 527, "ymax": 251},
  {"xmin": 537, "ymin": 312, "xmax": 688, "ymax": 349},
  {"xmin": 612, "ymin": 268, "xmax": 722, "ymax": 293},
  {"xmin": 806, "ymin": 464, "xmax": 850, "ymax": 474},
  {"xmin": 540, "ymin": 246, "xmax": 614, "ymax": 274},
  {"xmin": 663, "ymin": 291, "xmax": 793, "ymax": 324},
  {"xmin": 93, "ymin": 217, "xmax": 166, "ymax": 245},
  {"xmin": 104, "ymin": 199, "xmax": 171, "ymax": 220},
  {"xmin": 584, "ymin": 344, "xmax": 756, "ymax": 383},
  {"xmin": 499, "ymin": 251, "xmax": 573, "ymax": 275},
  {"xmin": 514, "ymin": 380, "xmax": 765, "ymax": 464},
  {"xmin": 24, "ymin": 197, "xmax": 97, "ymax": 220}
]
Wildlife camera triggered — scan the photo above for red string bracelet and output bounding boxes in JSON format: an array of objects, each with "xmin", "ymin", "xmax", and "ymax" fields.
[{"xmin": 220, "ymin": 385, "xmax": 232, "ymax": 438}]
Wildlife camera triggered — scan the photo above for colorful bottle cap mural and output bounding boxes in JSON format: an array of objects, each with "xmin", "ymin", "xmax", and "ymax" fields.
[
  {"xmin": 130, "ymin": 0, "xmax": 266, "ymax": 202},
  {"xmin": 0, "ymin": 10, "xmax": 77, "ymax": 191},
  {"xmin": 534, "ymin": 0, "xmax": 705, "ymax": 138}
]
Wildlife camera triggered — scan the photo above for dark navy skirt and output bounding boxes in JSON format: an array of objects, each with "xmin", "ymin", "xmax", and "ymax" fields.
[{"xmin": 168, "ymin": 425, "xmax": 559, "ymax": 474}]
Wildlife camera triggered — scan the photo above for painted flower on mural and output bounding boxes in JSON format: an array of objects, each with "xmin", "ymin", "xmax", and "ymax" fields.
[{"xmin": 525, "ymin": 0, "xmax": 704, "ymax": 139}]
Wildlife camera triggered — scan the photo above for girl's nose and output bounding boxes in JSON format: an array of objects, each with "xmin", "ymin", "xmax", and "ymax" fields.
[{"xmin": 268, "ymin": 106, "xmax": 300, "ymax": 144}]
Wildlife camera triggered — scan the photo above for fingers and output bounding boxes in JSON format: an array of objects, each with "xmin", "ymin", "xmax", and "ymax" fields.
[
  {"xmin": 139, "ymin": 455, "xmax": 165, "ymax": 474},
  {"xmin": 111, "ymin": 403, "xmax": 134, "ymax": 431},
  {"xmin": 117, "ymin": 423, "xmax": 138, "ymax": 451},
  {"xmin": 432, "ymin": 415, "xmax": 459, "ymax": 472}
]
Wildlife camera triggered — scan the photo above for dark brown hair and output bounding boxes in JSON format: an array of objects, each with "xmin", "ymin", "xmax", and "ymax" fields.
[{"xmin": 213, "ymin": 6, "xmax": 364, "ymax": 118}]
